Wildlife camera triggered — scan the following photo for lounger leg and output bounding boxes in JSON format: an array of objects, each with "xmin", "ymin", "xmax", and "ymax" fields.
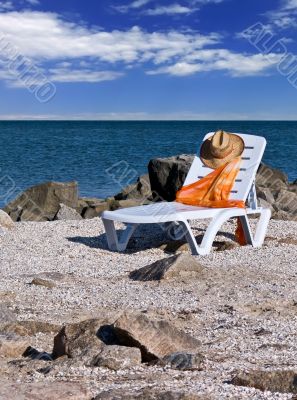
[
  {"xmin": 178, "ymin": 220, "xmax": 200, "ymax": 255},
  {"xmin": 118, "ymin": 223, "xmax": 138, "ymax": 251},
  {"xmin": 102, "ymin": 219, "xmax": 138, "ymax": 251},
  {"xmin": 102, "ymin": 219, "xmax": 119, "ymax": 251},
  {"xmin": 251, "ymin": 208, "xmax": 271, "ymax": 247},
  {"xmin": 180, "ymin": 212, "xmax": 234, "ymax": 256},
  {"xmin": 198, "ymin": 209, "xmax": 250, "ymax": 255}
]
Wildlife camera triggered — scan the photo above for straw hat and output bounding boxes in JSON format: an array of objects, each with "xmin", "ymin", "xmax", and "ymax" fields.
[{"xmin": 200, "ymin": 130, "xmax": 244, "ymax": 169}]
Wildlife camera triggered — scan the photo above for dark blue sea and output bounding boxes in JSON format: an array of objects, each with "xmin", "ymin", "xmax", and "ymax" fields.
[{"xmin": 0, "ymin": 121, "xmax": 296, "ymax": 207}]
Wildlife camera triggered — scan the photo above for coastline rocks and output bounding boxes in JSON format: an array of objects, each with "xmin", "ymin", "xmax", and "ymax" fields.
[
  {"xmin": 0, "ymin": 210, "xmax": 14, "ymax": 230},
  {"xmin": 129, "ymin": 254, "xmax": 204, "ymax": 282},
  {"xmin": 115, "ymin": 174, "xmax": 152, "ymax": 201},
  {"xmin": 54, "ymin": 203, "xmax": 82, "ymax": 221},
  {"xmin": 112, "ymin": 311, "xmax": 201, "ymax": 361},
  {"xmin": 148, "ymin": 155, "xmax": 194, "ymax": 201},
  {"xmin": 2, "ymin": 158, "xmax": 296, "ymax": 222},
  {"xmin": 80, "ymin": 198, "xmax": 109, "ymax": 219},
  {"xmin": 3, "ymin": 181, "xmax": 78, "ymax": 222}
]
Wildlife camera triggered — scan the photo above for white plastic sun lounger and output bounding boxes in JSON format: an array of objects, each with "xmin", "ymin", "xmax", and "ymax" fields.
[{"xmin": 101, "ymin": 133, "xmax": 271, "ymax": 255}]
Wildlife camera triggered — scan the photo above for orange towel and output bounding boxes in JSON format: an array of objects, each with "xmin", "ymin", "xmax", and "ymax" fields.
[{"xmin": 176, "ymin": 156, "xmax": 246, "ymax": 245}]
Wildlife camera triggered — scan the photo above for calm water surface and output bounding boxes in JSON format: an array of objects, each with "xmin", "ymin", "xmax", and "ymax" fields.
[{"xmin": 0, "ymin": 121, "xmax": 296, "ymax": 207}]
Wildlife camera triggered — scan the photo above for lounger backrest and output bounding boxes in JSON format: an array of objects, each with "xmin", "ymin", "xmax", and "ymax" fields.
[{"xmin": 183, "ymin": 133, "xmax": 266, "ymax": 202}]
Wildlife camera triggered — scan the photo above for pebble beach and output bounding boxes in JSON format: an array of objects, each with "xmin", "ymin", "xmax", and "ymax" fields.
[{"xmin": 1, "ymin": 217, "xmax": 297, "ymax": 399}]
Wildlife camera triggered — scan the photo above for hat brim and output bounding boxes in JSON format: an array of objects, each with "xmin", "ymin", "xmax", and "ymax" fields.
[{"xmin": 200, "ymin": 133, "xmax": 245, "ymax": 169}]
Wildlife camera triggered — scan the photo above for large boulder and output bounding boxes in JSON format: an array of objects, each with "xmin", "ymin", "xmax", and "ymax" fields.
[
  {"xmin": 148, "ymin": 155, "xmax": 194, "ymax": 201},
  {"xmin": 112, "ymin": 311, "xmax": 201, "ymax": 361},
  {"xmin": 3, "ymin": 181, "xmax": 79, "ymax": 222}
]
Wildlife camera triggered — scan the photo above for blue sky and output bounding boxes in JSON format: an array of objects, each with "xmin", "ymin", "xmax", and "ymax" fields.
[{"xmin": 0, "ymin": 0, "xmax": 297, "ymax": 119}]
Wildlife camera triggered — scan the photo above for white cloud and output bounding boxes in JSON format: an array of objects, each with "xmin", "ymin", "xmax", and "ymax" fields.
[
  {"xmin": 0, "ymin": 1, "xmax": 13, "ymax": 11},
  {"xmin": 144, "ymin": 4, "xmax": 195, "ymax": 16},
  {"xmin": 49, "ymin": 67, "xmax": 123, "ymax": 83},
  {"xmin": 0, "ymin": 10, "xmax": 284, "ymax": 86},
  {"xmin": 25, "ymin": 0, "xmax": 40, "ymax": 4},
  {"xmin": 113, "ymin": 0, "xmax": 152, "ymax": 13},
  {"xmin": 284, "ymin": 0, "xmax": 297, "ymax": 9},
  {"xmin": 263, "ymin": 0, "xmax": 297, "ymax": 30},
  {"xmin": 0, "ymin": 12, "xmax": 219, "ymax": 62},
  {"xmin": 148, "ymin": 50, "xmax": 281, "ymax": 77},
  {"xmin": 114, "ymin": 0, "xmax": 225, "ymax": 14}
]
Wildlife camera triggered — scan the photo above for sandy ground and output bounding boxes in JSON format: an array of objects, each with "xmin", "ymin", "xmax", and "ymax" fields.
[{"xmin": 0, "ymin": 217, "xmax": 297, "ymax": 399}]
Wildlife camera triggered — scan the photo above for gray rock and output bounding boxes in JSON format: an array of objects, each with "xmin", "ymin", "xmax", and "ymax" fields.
[
  {"xmin": 256, "ymin": 187, "xmax": 275, "ymax": 204},
  {"xmin": 82, "ymin": 202, "xmax": 109, "ymax": 219},
  {"xmin": 129, "ymin": 254, "xmax": 204, "ymax": 282},
  {"xmin": 3, "ymin": 181, "xmax": 78, "ymax": 222},
  {"xmin": 274, "ymin": 189, "xmax": 297, "ymax": 214},
  {"xmin": 52, "ymin": 319, "xmax": 106, "ymax": 360},
  {"xmin": 91, "ymin": 345, "xmax": 141, "ymax": 370},
  {"xmin": 148, "ymin": 154, "xmax": 194, "ymax": 201},
  {"xmin": 54, "ymin": 203, "xmax": 82, "ymax": 221},
  {"xmin": 113, "ymin": 311, "xmax": 201, "ymax": 361},
  {"xmin": 258, "ymin": 197, "xmax": 274, "ymax": 210},
  {"xmin": 22, "ymin": 345, "xmax": 53, "ymax": 361},
  {"xmin": 30, "ymin": 277, "xmax": 56, "ymax": 289},
  {"xmin": 256, "ymin": 163, "xmax": 288, "ymax": 189},
  {"xmin": 230, "ymin": 370, "xmax": 297, "ymax": 394},
  {"xmin": 0, "ymin": 210, "xmax": 14, "ymax": 229},
  {"xmin": 115, "ymin": 174, "xmax": 152, "ymax": 201},
  {"xmin": 158, "ymin": 351, "xmax": 204, "ymax": 371},
  {"xmin": 32, "ymin": 271, "xmax": 71, "ymax": 282}
]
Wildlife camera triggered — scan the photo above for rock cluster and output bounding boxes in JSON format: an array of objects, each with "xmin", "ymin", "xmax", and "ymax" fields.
[
  {"xmin": 52, "ymin": 311, "xmax": 202, "ymax": 366},
  {"xmin": 1, "ymin": 157, "xmax": 296, "ymax": 223}
]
